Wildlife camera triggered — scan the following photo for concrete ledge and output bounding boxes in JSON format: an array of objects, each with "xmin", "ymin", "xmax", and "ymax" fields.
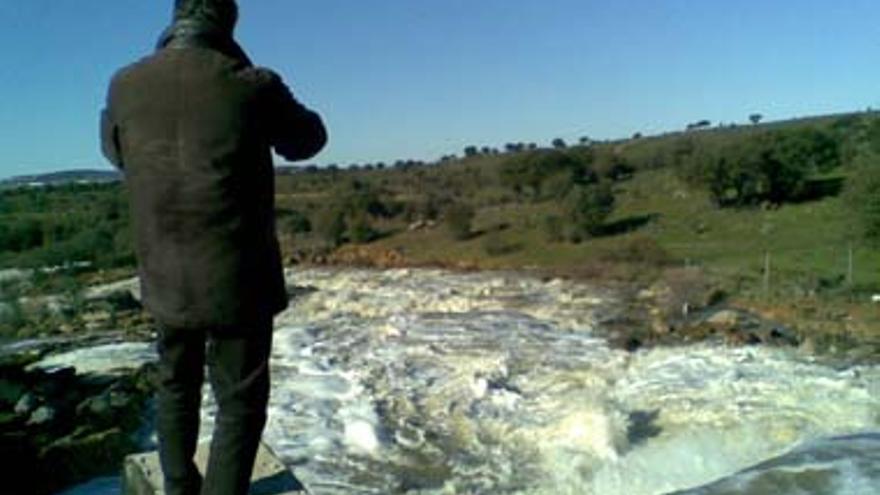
[{"xmin": 122, "ymin": 442, "xmax": 308, "ymax": 495}]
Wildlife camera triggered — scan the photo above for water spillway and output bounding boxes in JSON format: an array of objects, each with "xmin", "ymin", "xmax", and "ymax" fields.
[
  {"xmin": 211, "ymin": 269, "xmax": 880, "ymax": 495},
  {"xmin": 42, "ymin": 268, "xmax": 880, "ymax": 494}
]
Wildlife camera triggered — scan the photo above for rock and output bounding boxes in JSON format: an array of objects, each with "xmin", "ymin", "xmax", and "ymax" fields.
[
  {"xmin": 83, "ymin": 310, "xmax": 113, "ymax": 330},
  {"xmin": 103, "ymin": 289, "xmax": 143, "ymax": 311},
  {"xmin": 667, "ymin": 433, "xmax": 880, "ymax": 495},
  {"xmin": 286, "ymin": 284, "xmax": 319, "ymax": 301},
  {"xmin": 0, "ymin": 357, "xmax": 155, "ymax": 494},
  {"xmin": 705, "ymin": 309, "xmax": 741, "ymax": 330},
  {"xmin": 0, "ymin": 376, "xmax": 28, "ymax": 407},
  {"xmin": 408, "ymin": 220, "xmax": 428, "ymax": 231},
  {"xmin": 329, "ymin": 246, "xmax": 408, "ymax": 268},
  {"xmin": 408, "ymin": 219, "xmax": 438, "ymax": 231},
  {"xmin": 59, "ymin": 323, "xmax": 77, "ymax": 334},
  {"xmin": 28, "ymin": 405, "xmax": 56, "ymax": 426},
  {"xmin": 651, "ymin": 316, "xmax": 672, "ymax": 335},
  {"xmin": 35, "ymin": 366, "xmax": 78, "ymax": 397},
  {"xmin": 0, "ymin": 301, "xmax": 13, "ymax": 319},
  {"xmin": 767, "ymin": 326, "xmax": 799, "ymax": 346},
  {"xmin": 85, "ymin": 278, "xmax": 141, "ymax": 304},
  {"xmin": 623, "ymin": 337, "xmax": 643, "ymax": 352},
  {"xmin": 122, "ymin": 442, "xmax": 309, "ymax": 495},
  {"xmin": 14, "ymin": 392, "xmax": 39, "ymax": 416},
  {"xmin": 798, "ymin": 336, "xmax": 817, "ymax": 355},
  {"xmin": 39, "ymin": 427, "xmax": 134, "ymax": 494},
  {"xmin": 76, "ymin": 366, "xmax": 156, "ymax": 431},
  {"xmin": 76, "ymin": 387, "xmax": 138, "ymax": 430}
]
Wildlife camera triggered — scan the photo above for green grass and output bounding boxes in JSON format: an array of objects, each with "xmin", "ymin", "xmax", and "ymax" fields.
[{"xmin": 346, "ymin": 163, "xmax": 874, "ymax": 300}]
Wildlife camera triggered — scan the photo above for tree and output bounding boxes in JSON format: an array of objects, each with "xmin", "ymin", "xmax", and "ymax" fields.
[
  {"xmin": 865, "ymin": 118, "xmax": 880, "ymax": 155},
  {"xmin": 749, "ymin": 113, "xmax": 763, "ymax": 125},
  {"xmin": 687, "ymin": 120, "xmax": 711, "ymax": 131},
  {"xmin": 696, "ymin": 128, "xmax": 840, "ymax": 206},
  {"xmin": 552, "ymin": 138, "xmax": 567, "ymax": 149},
  {"xmin": 464, "ymin": 146, "xmax": 479, "ymax": 157},
  {"xmin": 605, "ymin": 155, "xmax": 635, "ymax": 181},
  {"xmin": 845, "ymin": 155, "xmax": 880, "ymax": 244},
  {"xmin": 772, "ymin": 127, "xmax": 840, "ymax": 174},
  {"xmin": 505, "ymin": 143, "xmax": 525, "ymax": 153},
  {"xmin": 500, "ymin": 150, "xmax": 594, "ymax": 200}
]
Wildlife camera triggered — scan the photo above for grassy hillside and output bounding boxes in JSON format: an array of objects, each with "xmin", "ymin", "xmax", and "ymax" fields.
[
  {"xmin": 273, "ymin": 112, "xmax": 877, "ymax": 294},
  {"xmin": 2, "ymin": 111, "xmax": 879, "ymax": 339}
]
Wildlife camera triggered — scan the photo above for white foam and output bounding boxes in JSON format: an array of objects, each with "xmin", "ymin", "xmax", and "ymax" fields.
[
  {"xmin": 28, "ymin": 342, "xmax": 155, "ymax": 375},
  {"xmin": 188, "ymin": 268, "xmax": 880, "ymax": 494}
]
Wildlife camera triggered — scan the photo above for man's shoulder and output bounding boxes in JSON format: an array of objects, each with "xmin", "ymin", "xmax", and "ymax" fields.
[
  {"xmin": 108, "ymin": 50, "xmax": 284, "ymax": 103},
  {"xmin": 236, "ymin": 66, "xmax": 284, "ymax": 91},
  {"xmin": 108, "ymin": 53, "xmax": 163, "ymax": 90}
]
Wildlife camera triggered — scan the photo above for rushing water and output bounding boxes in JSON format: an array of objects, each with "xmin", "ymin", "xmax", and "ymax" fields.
[{"xmin": 40, "ymin": 268, "xmax": 880, "ymax": 494}]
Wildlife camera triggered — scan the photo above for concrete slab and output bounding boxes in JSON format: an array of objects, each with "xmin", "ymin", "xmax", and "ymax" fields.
[{"xmin": 122, "ymin": 442, "xmax": 308, "ymax": 495}]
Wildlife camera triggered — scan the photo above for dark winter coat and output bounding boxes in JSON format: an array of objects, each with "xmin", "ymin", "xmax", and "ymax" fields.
[{"xmin": 101, "ymin": 22, "xmax": 326, "ymax": 329}]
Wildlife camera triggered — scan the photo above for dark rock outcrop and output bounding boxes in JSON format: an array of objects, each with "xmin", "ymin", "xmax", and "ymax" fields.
[{"xmin": 0, "ymin": 353, "xmax": 157, "ymax": 495}]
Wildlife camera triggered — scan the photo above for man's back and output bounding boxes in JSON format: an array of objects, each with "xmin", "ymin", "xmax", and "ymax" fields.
[{"xmin": 104, "ymin": 40, "xmax": 326, "ymax": 329}]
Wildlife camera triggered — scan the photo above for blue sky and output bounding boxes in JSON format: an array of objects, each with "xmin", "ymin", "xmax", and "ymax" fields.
[{"xmin": 0, "ymin": 0, "xmax": 878, "ymax": 178}]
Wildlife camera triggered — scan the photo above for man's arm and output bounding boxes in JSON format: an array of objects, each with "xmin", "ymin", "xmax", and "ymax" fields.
[
  {"xmin": 100, "ymin": 102, "xmax": 124, "ymax": 170},
  {"xmin": 258, "ymin": 70, "xmax": 328, "ymax": 161}
]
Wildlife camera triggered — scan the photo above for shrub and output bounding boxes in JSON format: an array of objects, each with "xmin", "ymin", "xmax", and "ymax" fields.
[
  {"xmin": 543, "ymin": 215, "xmax": 566, "ymax": 243},
  {"xmin": 404, "ymin": 195, "xmax": 442, "ymax": 222},
  {"xmin": 565, "ymin": 182, "xmax": 615, "ymax": 239},
  {"xmin": 0, "ymin": 297, "xmax": 26, "ymax": 336},
  {"xmin": 600, "ymin": 236, "xmax": 673, "ymax": 266},
  {"xmin": 541, "ymin": 171, "xmax": 578, "ymax": 199},
  {"xmin": 482, "ymin": 232, "xmax": 522, "ymax": 256},
  {"xmin": 347, "ymin": 214, "xmax": 379, "ymax": 244},
  {"xmin": 315, "ymin": 206, "xmax": 346, "ymax": 247},
  {"xmin": 0, "ymin": 216, "xmax": 43, "ymax": 252},
  {"xmin": 278, "ymin": 209, "xmax": 312, "ymax": 234},
  {"xmin": 444, "ymin": 203, "xmax": 475, "ymax": 240}
]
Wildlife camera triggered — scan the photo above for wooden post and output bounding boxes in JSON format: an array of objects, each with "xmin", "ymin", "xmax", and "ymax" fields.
[{"xmin": 763, "ymin": 251, "xmax": 771, "ymax": 296}]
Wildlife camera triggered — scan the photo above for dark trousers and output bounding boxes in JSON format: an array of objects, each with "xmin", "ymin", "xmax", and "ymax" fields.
[{"xmin": 156, "ymin": 317, "xmax": 273, "ymax": 495}]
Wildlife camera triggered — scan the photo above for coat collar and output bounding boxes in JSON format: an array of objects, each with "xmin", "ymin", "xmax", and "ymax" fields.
[{"xmin": 156, "ymin": 19, "xmax": 252, "ymax": 65}]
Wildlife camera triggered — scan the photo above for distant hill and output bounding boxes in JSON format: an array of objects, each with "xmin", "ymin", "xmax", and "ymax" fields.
[
  {"xmin": 0, "ymin": 169, "xmax": 122, "ymax": 189},
  {"xmin": 0, "ymin": 163, "xmax": 320, "ymax": 189}
]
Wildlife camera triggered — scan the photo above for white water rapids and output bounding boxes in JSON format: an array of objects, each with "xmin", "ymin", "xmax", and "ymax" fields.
[{"xmin": 41, "ymin": 268, "xmax": 880, "ymax": 494}]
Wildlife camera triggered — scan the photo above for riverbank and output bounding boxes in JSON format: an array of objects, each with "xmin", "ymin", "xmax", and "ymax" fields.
[{"xmin": 285, "ymin": 244, "xmax": 880, "ymax": 365}]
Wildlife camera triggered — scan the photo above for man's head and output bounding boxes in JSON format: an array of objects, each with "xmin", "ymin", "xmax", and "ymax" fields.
[{"xmin": 173, "ymin": 0, "xmax": 239, "ymax": 33}]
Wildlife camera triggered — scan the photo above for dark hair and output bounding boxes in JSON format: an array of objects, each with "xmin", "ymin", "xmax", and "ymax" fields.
[{"xmin": 174, "ymin": 0, "xmax": 238, "ymax": 31}]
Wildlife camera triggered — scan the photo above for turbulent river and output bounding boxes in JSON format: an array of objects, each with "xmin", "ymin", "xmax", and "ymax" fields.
[{"xmin": 44, "ymin": 268, "xmax": 880, "ymax": 495}]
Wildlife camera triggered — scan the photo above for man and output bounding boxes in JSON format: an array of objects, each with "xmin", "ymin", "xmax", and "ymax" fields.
[{"xmin": 100, "ymin": 1, "xmax": 326, "ymax": 494}]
